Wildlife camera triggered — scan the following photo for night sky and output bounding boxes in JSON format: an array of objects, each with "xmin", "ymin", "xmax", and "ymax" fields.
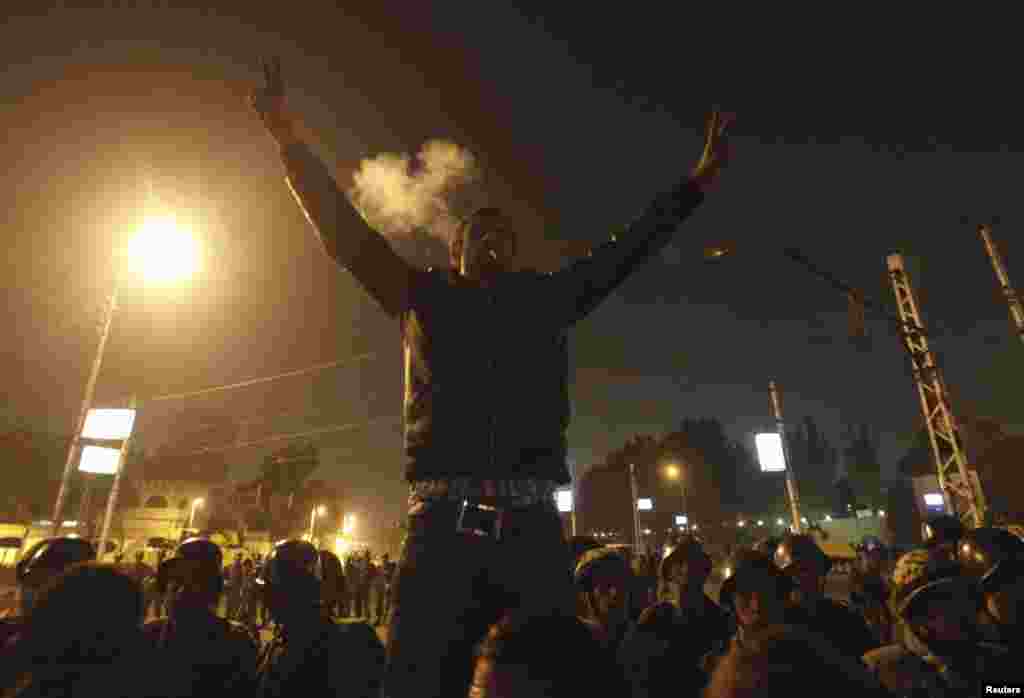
[{"xmin": 2, "ymin": 4, "xmax": 1022, "ymax": 530}]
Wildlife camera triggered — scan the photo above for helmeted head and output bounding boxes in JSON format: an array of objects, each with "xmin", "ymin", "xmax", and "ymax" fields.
[
  {"xmin": 16, "ymin": 537, "xmax": 96, "ymax": 614},
  {"xmin": 921, "ymin": 514, "xmax": 964, "ymax": 555},
  {"xmin": 857, "ymin": 535, "xmax": 887, "ymax": 573},
  {"xmin": 451, "ymin": 207, "xmax": 517, "ymax": 279},
  {"xmin": 155, "ymin": 536, "xmax": 224, "ymax": 610},
  {"xmin": 753, "ymin": 537, "xmax": 783, "ymax": 560},
  {"xmin": 890, "ymin": 549, "xmax": 976, "ymax": 651},
  {"xmin": 660, "ymin": 535, "xmax": 712, "ymax": 591},
  {"xmin": 574, "ymin": 548, "xmax": 631, "ymax": 627},
  {"xmin": 774, "ymin": 534, "xmax": 831, "ymax": 601},
  {"xmin": 957, "ymin": 526, "xmax": 1024, "ymax": 627},
  {"xmin": 724, "ymin": 550, "xmax": 793, "ymax": 630},
  {"xmin": 255, "ymin": 539, "xmax": 323, "ymax": 623}
]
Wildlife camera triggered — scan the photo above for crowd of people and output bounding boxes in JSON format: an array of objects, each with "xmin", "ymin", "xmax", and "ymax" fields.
[{"xmin": 0, "ymin": 515, "xmax": 1020, "ymax": 697}]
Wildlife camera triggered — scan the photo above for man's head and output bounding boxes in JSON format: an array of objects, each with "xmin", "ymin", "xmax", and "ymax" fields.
[
  {"xmin": 574, "ymin": 548, "xmax": 631, "ymax": 629},
  {"xmin": 730, "ymin": 554, "xmax": 792, "ymax": 630},
  {"xmin": 255, "ymin": 538, "xmax": 322, "ymax": 624},
  {"xmin": 957, "ymin": 526, "xmax": 1024, "ymax": 627},
  {"xmin": 451, "ymin": 207, "xmax": 517, "ymax": 279},
  {"xmin": 891, "ymin": 549, "xmax": 976, "ymax": 652},
  {"xmin": 774, "ymin": 534, "xmax": 830, "ymax": 603},
  {"xmin": 157, "ymin": 537, "xmax": 224, "ymax": 612},
  {"xmin": 16, "ymin": 537, "xmax": 96, "ymax": 614},
  {"xmin": 660, "ymin": 536, "xmax": 712, "ymax": 594}
]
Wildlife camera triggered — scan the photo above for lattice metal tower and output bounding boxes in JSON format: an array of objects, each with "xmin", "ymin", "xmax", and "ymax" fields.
[
  {"xmin": 978, "ymin": 224, "xmax": 1024, "ymax": 346},
  {"xmin": 886, "ymin": 253, "xmax": 986, "ymax": 527}
]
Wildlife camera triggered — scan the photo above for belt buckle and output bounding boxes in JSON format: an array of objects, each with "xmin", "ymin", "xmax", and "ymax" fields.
[{"xmin": 456, "ymin": 499, "xmax": 504, "ymax": 541}]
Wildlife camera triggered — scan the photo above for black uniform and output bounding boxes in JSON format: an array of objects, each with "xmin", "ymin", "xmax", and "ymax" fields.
[
  {"xmin": 144, "ymin": 614, "xmax": 259, "ymax": 698},
  {"xmin": 257, "ymin": 617, "xmax": 385, "ymax": 698}
]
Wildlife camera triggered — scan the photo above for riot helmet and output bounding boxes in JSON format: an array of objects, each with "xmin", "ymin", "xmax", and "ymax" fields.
[
  {"xmin": 16, "ymin": 537, "xmax": 96, "ymax": 588},
  {"xmin": 957, "ymin": 526, "xmax": 1024, "ymax": 592}
]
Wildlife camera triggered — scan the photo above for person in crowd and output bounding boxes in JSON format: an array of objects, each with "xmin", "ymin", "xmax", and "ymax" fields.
[
  {"xmin": 921, "ymin": 514, "xmax": 964, "ymax": 561},
  {"xmin": 11, "ymin": 538, "xmax": 95, "ymax": 620},
  {"xmin": 469, "ymin": 612, "xmax": 606, "ymax": 698},
  {"xmin": 249, "ymin": 57, "xmax": 732, "ymax": 698},
  {"xmin": 701, "ymin": 550, "xmax": 793, "ymax": 680},
  {"xmin": 143, "ymin": 537, "xmax": 259, "ymax": 698},
  {"xmin": 956, "ymin": 525, "xmax": 1024, "ymax": 652},
  {"xmin": 371, "ymin": 554, "xmax": 390, "ymax": 626},
  {"xmin": 255, "ymin": 539, "xmax": 385, "ymax": 698},
  {"xmin": 0, "ymin": 538, "xmax": 97, "ymax": 687},
  {"xmin": 357, "ymin": 551, "xmax": 374, "ymax": 621},
  {"xmin": 619, "ymin": 535, "xmax": 729, "ymax": 698},
  {"xmin": 574, "ymin": 546, "xmax": 634, "ymax": 691},
  {"xmin": 850, "ymin": 535, "xmax": 894, "ymax": 646},
  {"xmin": 704, "ymin": 624, "xmax": 890, "ymax": 698},
  {"xmin": 3, "ymin": 563, "xmax": 153, "ymax": 698},
  {"xmin": 319, "ymin": 549, "xmax": 346, "ymax": 620},
  {"xmin": 226, "ymin": 555, "xmax": 245, "ymax": 620},
  {"xmin": 773, "ymin": 533, "xmax": 876, "ymax": 661},
  {"xmin": 864, "ymin": 548, "xmax": 1016, "ymax": 696},
  {"xmin": 378, "ymin": 553, "xmax": 396, "ymax": 626}
]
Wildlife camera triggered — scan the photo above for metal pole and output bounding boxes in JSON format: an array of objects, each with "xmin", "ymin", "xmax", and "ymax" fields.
[
  {"xmin": 569, "ymin": 460, "xmax": 578, "ymax": 538},
  {"xmin": 97, "ymin": 396, "xmax": 135, "ymax": 560},
  {"xmin": 769, "ymin": 381, "xmax": 803, "ymax": 534},
  {"xmin": 629, "ymin": 463, "xmax": 641, "ymax": 552},
  {"xmin": 52, "ymin": 280, "xmax": 120, "ymax": 538},
  {"xmin": 679, "ymin": 478, "xmax": 687, "ymax": 531},
  {"xmin": 978, "ymin": 224, "xmax": 1024, "ymax": 346}
]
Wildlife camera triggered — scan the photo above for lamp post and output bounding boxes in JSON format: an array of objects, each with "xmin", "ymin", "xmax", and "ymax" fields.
[
  {"xmin": 51, "ymin": 210, "xmax": 201, "ymax": 539},
  {"xmin": 665, "ymin": 463, "xmax": 687, "ymax": 530},
  {"xmin": 188, "ymin": 498, "xmax": 205, "ymax": 530},
  {"xmin": 310, "ymin": 505, "xmax": 327, "ymax": 544}
]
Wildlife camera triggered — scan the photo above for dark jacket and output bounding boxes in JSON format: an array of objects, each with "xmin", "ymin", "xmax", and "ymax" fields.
[
  {"xmin": 281, "ymin": 142, "xmax": 705, "ymax": 482},
  {"xmin": 257, "ymin": 617, "xmax": 385, "ymax": 698},
  {"xmin": 143, "ymin": 614, "xmax": 259, "ymax": 698}
]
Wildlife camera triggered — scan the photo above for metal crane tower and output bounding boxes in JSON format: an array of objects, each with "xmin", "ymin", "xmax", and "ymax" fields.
[
  {"xmin": 978, "ymin": 224, "xmax": 1024, "ymax": 346},
  {"xmin": 886, "ymin": 253, "xmax": 986, "ymax": 527}
]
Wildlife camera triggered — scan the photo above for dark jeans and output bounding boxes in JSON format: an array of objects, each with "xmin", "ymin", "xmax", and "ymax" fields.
[{"xmin": 385, "ymin": 498, "xmax": 573, "ymax": 698}]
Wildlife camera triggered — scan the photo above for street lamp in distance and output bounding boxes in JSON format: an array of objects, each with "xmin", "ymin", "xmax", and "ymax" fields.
[{"xmin": 188, "ymin": 498, "xmax": 204, "ymax": 530}]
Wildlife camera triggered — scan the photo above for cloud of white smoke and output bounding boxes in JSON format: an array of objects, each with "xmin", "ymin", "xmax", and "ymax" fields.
[{"xmin": 348, "ymin": 140, "xmax": 484, "ymax": 247}]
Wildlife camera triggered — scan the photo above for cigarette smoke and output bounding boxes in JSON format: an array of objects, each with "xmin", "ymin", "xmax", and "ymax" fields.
[{"xmin": 348, "ymin": 140, "xmax": 484, "ymax": 249}]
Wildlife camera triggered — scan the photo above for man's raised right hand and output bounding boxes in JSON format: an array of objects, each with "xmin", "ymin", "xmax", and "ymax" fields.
[{"xmin": 250, "ymin": 57, "xmax": 297, "ymax": 147}]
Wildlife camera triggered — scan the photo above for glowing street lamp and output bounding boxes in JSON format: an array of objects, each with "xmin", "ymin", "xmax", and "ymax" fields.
[
  {"xmin": 342, "ymin": 514, "xmax": 357, "ymax": 536},
  {"xmin": 188, "ymin": 498, "xmax": 205, "ymax": 530}
]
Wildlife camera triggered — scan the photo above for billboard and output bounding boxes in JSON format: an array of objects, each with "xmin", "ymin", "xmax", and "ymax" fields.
[
  {"xmin": 79, "ymin": 445, "xmax": 121, "ymax": 475},
  {"xmin": 755, "ymin": 432, "xmax": 786, "ymax": 472},
  {"xmin": 82, "ymin": 408, "xmax": 136, "ymax": 441}
]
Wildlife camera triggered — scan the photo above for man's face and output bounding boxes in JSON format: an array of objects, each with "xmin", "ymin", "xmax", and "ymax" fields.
[
  {"xmin": 590, "ymin": 572, "xmax": 629, "ymax": 626},
  {"xmin": 459, "ymin": 210, "xmax": 517, "ymax": 279},
  {"xmin": 785, "ymin": 559, "xmax": 823, "ymax": 601},
  {"xmin": 733, "ymin": 586, "xmax": 784, "ymax": 629},
  {"xmin": 670, "ymin": 554, "xmax": 711, "ymax": 591}
]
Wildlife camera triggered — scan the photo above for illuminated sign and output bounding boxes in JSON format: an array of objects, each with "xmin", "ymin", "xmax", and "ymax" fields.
[
  {"xmin": 555, "ymin": 490, "xmax": 573, "ymax": 513},
  {"xmin": 675, "ymin": 515, "xmax": 688, "ymax": 526},
  {"xmin": 82, "ymin": 408, "xmax": 136, "ymax": 441},
  {"xmin": 637, "ymin": 498, "xmax": 653, "ymax": 511},
  {"xmin": 923, "ymin": 493, "xmax": 944, "ymax": 507},
  {"xmin": 78, "ymin": 445, "xmax": 122, "ymax": 474},
  {"xmin": 755, "ymin": 433, "xmax": 786, "ymax": 472}
]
